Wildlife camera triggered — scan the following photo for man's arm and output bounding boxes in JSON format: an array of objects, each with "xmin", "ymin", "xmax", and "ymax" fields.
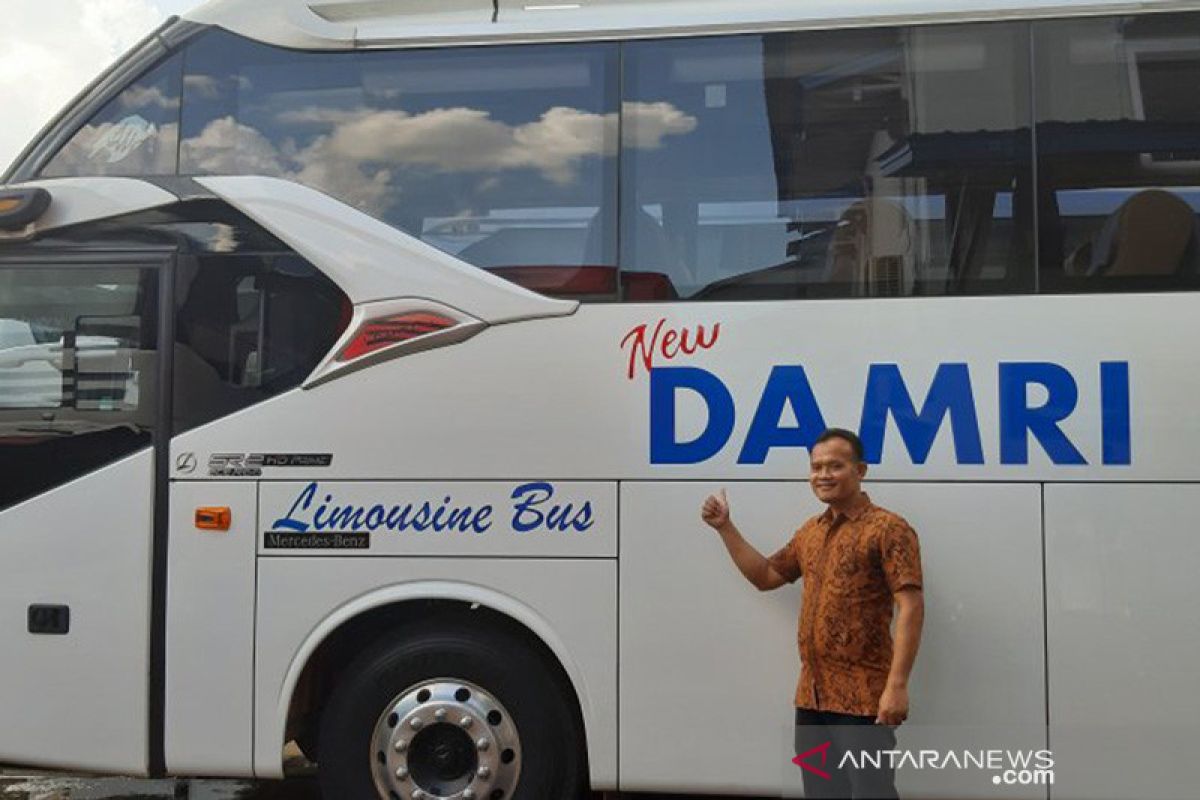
[
  {"xmin": 700, "ymin": 489, "xmax": 790, "ymax": 591},
  {"xmin": 876, "ymin": 587, "xmax": 924, "ymax": 725},
  {"xmin": 715, "ymin": 519, "xmax": 790, "ymax": 591}
]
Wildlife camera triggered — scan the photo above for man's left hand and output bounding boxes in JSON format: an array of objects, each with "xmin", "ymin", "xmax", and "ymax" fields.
[{"xmin": 875, "ymin": 684, "xmax": 909, "ymax": 726}]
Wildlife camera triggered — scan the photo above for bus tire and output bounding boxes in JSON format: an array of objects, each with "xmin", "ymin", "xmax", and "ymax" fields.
[{"xmin": 316, "ymin": 617, "xmax": 587, "ymax": 800}]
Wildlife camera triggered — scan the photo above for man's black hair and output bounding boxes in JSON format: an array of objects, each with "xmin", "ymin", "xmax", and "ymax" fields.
[{"xmin": 813, "ymin": 427, "xmax": 865, "ymax": 462}]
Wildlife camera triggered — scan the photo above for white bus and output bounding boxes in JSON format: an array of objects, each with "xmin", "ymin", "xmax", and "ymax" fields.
[{"xmin": 1, "ymin": 0, "xmax": 1197, "ymax": 797}]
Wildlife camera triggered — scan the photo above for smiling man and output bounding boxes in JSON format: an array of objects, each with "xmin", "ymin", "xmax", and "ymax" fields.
[{"xmin": 701, "ymin": 427, "xmax": 924, "ymax": 799}]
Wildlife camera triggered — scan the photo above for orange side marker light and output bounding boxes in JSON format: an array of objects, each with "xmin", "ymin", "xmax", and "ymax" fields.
[{"xmin": 196, "ymin": 507, "xmax": 232, "ymax": 531}]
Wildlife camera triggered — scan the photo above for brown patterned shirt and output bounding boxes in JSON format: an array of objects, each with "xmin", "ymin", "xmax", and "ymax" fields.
[{"xmin": 767, "ymin": 492, "xmax": 923, "ymax": 716}]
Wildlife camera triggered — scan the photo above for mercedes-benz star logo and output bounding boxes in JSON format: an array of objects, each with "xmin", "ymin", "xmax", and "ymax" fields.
[{"xmin": 176, "ymin": 452, "xmax": 197, "ymax": 474}]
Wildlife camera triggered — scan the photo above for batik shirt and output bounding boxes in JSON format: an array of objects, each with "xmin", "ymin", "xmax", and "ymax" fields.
[{"xmin": 767, "ymin": 492, "xmax": 923, "ymax": 716}]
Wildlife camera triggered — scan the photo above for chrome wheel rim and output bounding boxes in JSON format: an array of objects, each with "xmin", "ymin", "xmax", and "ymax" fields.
[{"xmin": 370, "ymin": 678, "xmax": 522, "ymax": 800}]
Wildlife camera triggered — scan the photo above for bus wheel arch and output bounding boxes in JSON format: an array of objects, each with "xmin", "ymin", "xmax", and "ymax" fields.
[{"xmin": 279, "ymin": 587, "xmax": 592, "ymax": 785}]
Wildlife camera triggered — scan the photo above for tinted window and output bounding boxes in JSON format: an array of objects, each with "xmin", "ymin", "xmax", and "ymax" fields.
[
  {"xmin": 622, "ymin": 25, "xmax": 1034, "ymax": 300},
  {"xmin": 174, "ymin": 251, "xmax": 349, "ymax": 435},
  {"xmin": 0, "ymin": 264, "xmax": 159, "ymax": 510},
  {"xmin": 179, "ymin": 30, "xmax": 620, "ymax": 299},
  {"xmin": 41, "ymin": 20, "xmax": 1200, "ymax": 303},
  {"xmin": 1035, "ymin": 15, "xmax": 1200, "ymax": 291},
  {"xmin": 26, "ymin": 203, "xmax": 351, "ymax": 437},
  {"xmin": 100, "ymin": 203, "xmax": 350, "ymax": 435},
  {"xmin": 42, "ymin": 54, "xmax": 182, "ymax": 178}
]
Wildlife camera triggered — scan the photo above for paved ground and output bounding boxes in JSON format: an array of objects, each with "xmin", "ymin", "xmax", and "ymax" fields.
[
  {"xmin": 0, "ymin": 773, "xmax": 762, "ymax": 800},
  {"xmin": 0, "ymin": 774, "xmax": 304, "ymax": 800},
  {"xmin": 1, "ymin": 744, "xmax": 769, "ymax": 799},
  {"xmin": 1, "ymin": 743, "xmax": 769, "ymax": 799}
]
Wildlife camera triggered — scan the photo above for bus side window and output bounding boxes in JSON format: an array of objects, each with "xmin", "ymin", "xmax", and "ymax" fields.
[
  {"xmin": 40, "ymin": 53, "xmax": 183, "ymax": 179},
  {"xmin": 178, "ymin": 29, "xmax": 621, "ymax": 301},
  {"xmin": 0, "ymin": 266, "xmax": 159, "ymax": 511},
  {"xmin": 622, "ymin": 24, "xmax": 1035, "ymax": 301},
  {"xmin": 1035, "ymin": 13, "xmax": 1200, "ymax": 292},
  {"xmin": 172, "ymin": 254, "xmax": 348, "ymax": 435}
]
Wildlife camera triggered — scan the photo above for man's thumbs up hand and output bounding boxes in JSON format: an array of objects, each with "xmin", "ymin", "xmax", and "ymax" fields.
[{"xmin": 701, "ymin": 487, "xmax": 731, "ymax": 530}]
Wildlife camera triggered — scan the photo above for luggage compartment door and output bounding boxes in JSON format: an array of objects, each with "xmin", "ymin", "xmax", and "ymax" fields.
[{"xmin": 1045, "ymin": 484, "xmax": 1200, "ymax": 800}]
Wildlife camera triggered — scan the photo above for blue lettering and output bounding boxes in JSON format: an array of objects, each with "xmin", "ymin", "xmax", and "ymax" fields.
[
  {"xmin": 546, "ymin": 504, "xmax": 570, "ymax": 530},
  {"xmin": 271, "ymin": 481, "xmax": 317, "ymax": 532},
  {"xmin": 410, "ymin": 503, "xmax": 432, "ymax": 531},
  {"xmin": 546, "ymin": 501, "xmax": 595, "ymax": 532},
  {"xmin": 650, "ymin": 367, "xmax": 736, "ymax": 464},
  {"xmin": 571, "ymin": 502, "xmax": 594, "ymax": 532},
  {"xmin": 999, "ymin": 363, "xmax": 1086, "ymax": 465},
  {"xmin": 325, "ymin": 504, "xmax": 365, "ymax": 531},
  {"xmin": 738, "ymin": 366, "xmax": 826, "ymax": 464},
  {"xmin": 364, "ymin": 504, "xmax": 386, "ymax": 529},
  {"xmin": 430, "ymin": 497, "xmax": 452, "ymax": 530},
  {"xmin": 511, "ymin": 482, "xmax": 552, "ymax": 533},
  {"xmin": 443, "ymin": 506, "xmax": 474, "ymax": 533},
  {"xmin": 273, "ymin": 486, "xmax": 497, "ymax": 535},
  {"xmin": 510, "ymin": 482, "xmax": 593, "ymax": 533},
  {"xmin": 312, "ymin": 494, "xmax": 335, "ymax": 529},
  {"xmin": 1101, "ymin": 361, "xmax": 1131, "ymax": 465},
  {"xmin": 859, "ymin": 363, "xmax": 984, "ymax": 465},
  {"xmin": 385, "ymin": 504, "xmax": 410, "ymax": 530},
  {"xmin": 644, "ymin": 359, "xmax": 1130, "ymax": 468}
]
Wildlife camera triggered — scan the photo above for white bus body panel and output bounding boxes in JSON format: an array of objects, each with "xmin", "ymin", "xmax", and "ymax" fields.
[
  {"xmin": 165, "ymin": 481, "xmax": 258, "ymax": 776},
  {"xmin": 185, "ymin": 0, "xmax": 1200, "ymax": 49},
  {"xmin": 1046, "ymin": 484, "xmax": 1200, "ymax": 800},
  {"xmin": 0, "ymin": 168, "xmax": 1185, "ymax": 792},
  {"xmin": 253, "ymin": 558, "xmax": 618, "ymax": 785},
  {"xmin": 172, "ymin": 296, "xmax": 1184, "ymax": 483},
  {"xmin": 0, "ymin": 453, "xmax": 153, "ymax": 774},
  {"xmin": 196, "ymin": 176, "xmax": 578, "ymax": 319},
  {"xmin": 168, "ymin": 289, "xmax": 1193, "ymax": 792},
  {"xmin": 621, "ymin": 481, "xmax": 1045, "ymax": 798}
]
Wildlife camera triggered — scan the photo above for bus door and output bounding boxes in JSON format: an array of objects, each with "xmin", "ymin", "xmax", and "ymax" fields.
[{"xmin": 0, "ymin": 249, "xmax": 173, "ymax": 774}]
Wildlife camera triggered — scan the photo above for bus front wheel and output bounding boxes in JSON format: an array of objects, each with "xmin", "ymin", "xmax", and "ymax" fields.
[{"xmin": 316, "ymin": 617, "xmax": 586, "ymax": 800}]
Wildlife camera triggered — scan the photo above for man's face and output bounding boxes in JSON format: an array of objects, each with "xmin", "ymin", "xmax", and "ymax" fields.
[{"xmin": 809, "ymin": 437, "xmax": 867, "ymax": 505}]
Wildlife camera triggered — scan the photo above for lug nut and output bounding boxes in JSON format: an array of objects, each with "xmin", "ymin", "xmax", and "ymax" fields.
[
  {"xmin": 435, "ymin": 708, "xmax": 447, "ymax": 721},
  {"xmin": 460, "ymin": 716, "xmax": 473, "ymax": 729},
  {"xmin": 395, "ymin": 766, "xmax": 408, "ymax": 780},
  {"xmin": 410, "ymin": 717, "xmax": 423, "ymax": 730},
  {"xmin": 463, "ymin": 790, "xmax": 476, "ymax": 800},
  {"xmin": 393, "ymin": 739, "xmax": 407, "ymax": 753},
  {"xmin": 476, "ymin": 737, "xmax": 490, "ymax": 752},
  {"xmin": 477, "ymin": 765, "xmax": 491, "ymax": 779}
]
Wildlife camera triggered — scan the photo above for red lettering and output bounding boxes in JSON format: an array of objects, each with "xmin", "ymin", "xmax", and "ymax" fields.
[
  {"xmin": 620, "ymin": 318, "xmax": 722, "ymax": 379},
  {"xmin": 661, "ymin": 327, "xmax": 679, "ymax": 357},
  {"xmin": 620, "ymin": 318, "xmax": 664, "ymax": 380},
  {"xmin": 678, "ymin": 322, "xmax": 721, "ymax": 355}
]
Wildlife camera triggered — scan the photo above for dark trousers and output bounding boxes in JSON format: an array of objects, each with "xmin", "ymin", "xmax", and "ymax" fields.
[{"xmin": 794, "ymin": 708, "xmax": 899, "ymax": 799}]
